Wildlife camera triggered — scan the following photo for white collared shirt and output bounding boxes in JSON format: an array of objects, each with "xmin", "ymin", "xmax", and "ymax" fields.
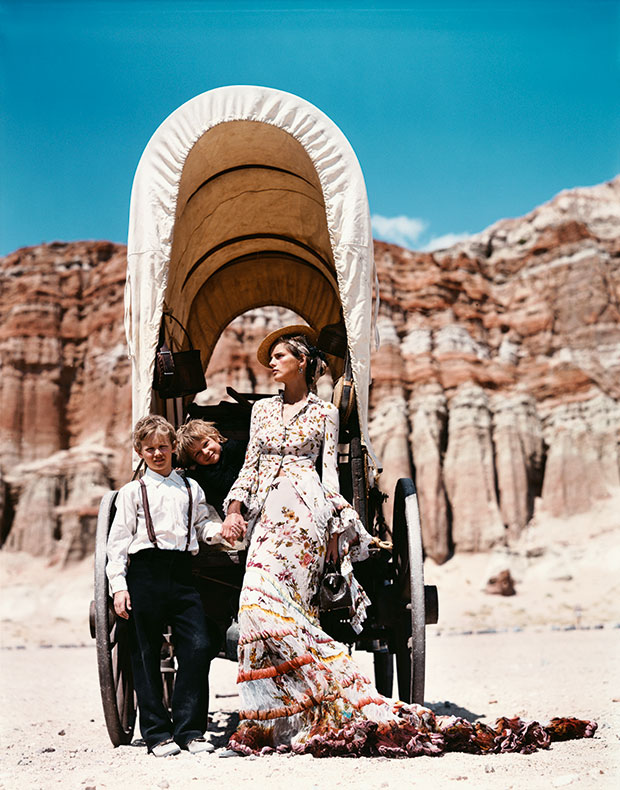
[{"xmin": 106, "ymin": 467, "xmax": 222, "ymax": 594}]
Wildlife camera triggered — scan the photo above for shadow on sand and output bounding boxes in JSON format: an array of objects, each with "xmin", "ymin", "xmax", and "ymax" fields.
[
  {"xmin": 427, "ymin": 700, "xmax": 485, "ymax": 721},
  {"xmin": 209, "ymin": 710, "xmax": 240, "ymax": 747}
]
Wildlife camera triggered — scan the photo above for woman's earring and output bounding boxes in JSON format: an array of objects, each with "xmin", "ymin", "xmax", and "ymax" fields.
[{"xmin": 298, "ymin": 366, "xmax": 303, "ymax": 373}]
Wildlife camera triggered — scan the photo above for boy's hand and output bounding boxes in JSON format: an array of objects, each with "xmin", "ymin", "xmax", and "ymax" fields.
[
  {"xmin": 222, "ymin": 513, "xmax": 246, "ymax": 544},
  {"xmin": 113, "ymin": 590, "xmax": 132, "ymax": 619}
]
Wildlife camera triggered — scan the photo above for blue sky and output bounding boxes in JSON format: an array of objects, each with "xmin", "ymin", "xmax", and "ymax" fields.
[{"xmin": 1, "ymin": 0, "xmax": 618, "ymax": 256}]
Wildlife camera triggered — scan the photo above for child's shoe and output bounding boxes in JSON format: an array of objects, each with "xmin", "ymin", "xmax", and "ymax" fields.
[
  {"xmin": 152, "ymin": 738, "xmax": 181, "ymax": 757},
  {"xmin": 186, "ymin": 737, "xmax": 215, "ymax": 754}
]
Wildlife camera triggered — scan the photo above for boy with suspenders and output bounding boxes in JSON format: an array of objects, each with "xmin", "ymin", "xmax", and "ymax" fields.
[{"xmin": 106, "ymin": 415, "xmax": 224, "ymax": 757}]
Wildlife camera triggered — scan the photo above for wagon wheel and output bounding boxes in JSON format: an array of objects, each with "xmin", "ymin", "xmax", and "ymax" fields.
[
  {"xmin": 92, "ymin": 491, "xmax": 137, "ymax": 746},
  {"xmin": 392, "ymin": 478, "xmax": 426, "ymax": 705}
]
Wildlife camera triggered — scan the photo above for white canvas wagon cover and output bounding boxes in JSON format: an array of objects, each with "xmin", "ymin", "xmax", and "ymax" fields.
[{"xmin": 126, "ymin": 85, "xmax": 379, "ymax": 464}]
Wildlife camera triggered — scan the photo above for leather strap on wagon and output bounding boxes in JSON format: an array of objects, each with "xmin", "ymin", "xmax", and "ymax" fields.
[{"xmin": 138, "ymin": 476, "xmax": 194, "ymax": 550}]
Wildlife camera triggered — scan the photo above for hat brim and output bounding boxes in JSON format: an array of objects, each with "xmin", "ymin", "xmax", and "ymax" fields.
[{"xmin": 257, "ymin": 325, "xmax": 318, "ymax": 368}]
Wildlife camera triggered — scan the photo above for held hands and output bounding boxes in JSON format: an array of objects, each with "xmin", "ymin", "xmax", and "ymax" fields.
[
  {"xmin": 113, "ymin": 590, "xmax": 132, "ymax": 619},
  {"xmin": 221, "ymin": 512, "xmax": 247, "ymax": 545}
]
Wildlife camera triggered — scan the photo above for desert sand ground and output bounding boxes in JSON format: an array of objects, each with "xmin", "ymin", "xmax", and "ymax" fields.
[{"xmin": 1, "ymin": 493, "xmax": 619, "ymax": 789}]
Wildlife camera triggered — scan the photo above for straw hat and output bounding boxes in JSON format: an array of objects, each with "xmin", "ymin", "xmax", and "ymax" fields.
[{"xmin": 256, "ymin": 324, "xmax": 318, "ymax": 368}]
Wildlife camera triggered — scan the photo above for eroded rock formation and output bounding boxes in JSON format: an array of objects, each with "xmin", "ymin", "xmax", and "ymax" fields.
[
  {"xmin": 0, "ymin": 178, "xmax": 618, "ymax": 563},
  {"xmin": 0, "ymin": 242, "xmax": 130, "ymax": 563},
  {"xmin": 369, "ymin": 177, "xmax": 620, "ymax": 561},
  {"xmin": 4, "ymin": 445, "xmax": 113, "ymax": 564},
  {"xmin": 0, "ymin": 241, "xmax": 131, "ymax": 480}
]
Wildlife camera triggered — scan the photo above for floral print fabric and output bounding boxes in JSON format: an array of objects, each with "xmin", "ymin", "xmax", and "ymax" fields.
[
  {"xmin": 230, "ymin": 475, "xmax": 404, "ymax": 754},
  {"xmin": 224, "ymin": 393, "xmax": 371, "ymax": 561},
  {"xmin": 225, "ymin": 394, "xmax": 596, "ymax": 756}
]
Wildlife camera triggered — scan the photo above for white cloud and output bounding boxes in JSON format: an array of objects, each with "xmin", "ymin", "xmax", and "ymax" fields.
[
  {"xmin": 422, "ymin": 232, "xmax": 472, "ymax": 252},
  {"xmin": 371, "ymin": 214, "xmax": 428, "ymax": 249},
  {"xmin": 372, "ymin": 214, "xmax": 472, "ymax": 253}
]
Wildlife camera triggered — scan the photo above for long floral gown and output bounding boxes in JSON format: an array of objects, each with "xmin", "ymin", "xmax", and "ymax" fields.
[{"xmin": 223, "ymin": 393, "xmax": 596, "ymax": 757}]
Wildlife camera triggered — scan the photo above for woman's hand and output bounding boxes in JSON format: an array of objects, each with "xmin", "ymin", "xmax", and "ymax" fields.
[
  {"xmin": 326, "ymin": 534, "xmax": 339, "ymax": 563},
  {"xmin": 222, "ymin": 507, "xmax": 247, "ymax": 544},
  {"xmin": 113, "ymin": 590, "xmax": 131, "ymax": 619}
]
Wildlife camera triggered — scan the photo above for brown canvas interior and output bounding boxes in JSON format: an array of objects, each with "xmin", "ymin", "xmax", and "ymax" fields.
[{"xmin": 162, "ymin": 120, "xmax": 343, "ymax": 371}]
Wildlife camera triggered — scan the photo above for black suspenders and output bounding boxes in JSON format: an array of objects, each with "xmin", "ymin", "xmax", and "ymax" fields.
[{"xmin": 138, "ymin": 475, "xmax": 193, "ymax": 551}]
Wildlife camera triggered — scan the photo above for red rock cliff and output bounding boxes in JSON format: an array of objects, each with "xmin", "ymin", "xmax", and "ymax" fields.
[
  {"xmin": 1, "ymin": 179, "xmax": 618, "ymax": 563},
  {"xmin": 0, "ymin": 242, "xmax": 131, "ymax": 560},
  {"xmin": 370, "ymin": 177, "xmax": 620, "ymax": 560}
]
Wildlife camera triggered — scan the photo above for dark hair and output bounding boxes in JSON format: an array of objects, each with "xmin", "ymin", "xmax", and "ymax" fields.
[{"xmin": 272, "ymin": 334, "xmax": 327, "ymax": 392}]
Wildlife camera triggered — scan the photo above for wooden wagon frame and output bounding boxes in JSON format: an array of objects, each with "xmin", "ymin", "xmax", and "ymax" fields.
[{"xmin": 89, "ymin": 86, "xmax": 438, "ymax": 746}]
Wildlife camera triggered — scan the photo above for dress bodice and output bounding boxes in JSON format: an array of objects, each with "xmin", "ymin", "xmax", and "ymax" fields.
[
  {"xmin": 224, "ymin": 392, "xmax": 370, "ymax": 562},
  {"xmin": 252, "ymin": 394, "xmax": 336, "ymax": 476}
]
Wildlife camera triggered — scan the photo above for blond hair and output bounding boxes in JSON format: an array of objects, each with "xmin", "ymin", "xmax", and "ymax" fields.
[
  {"xmin": 132, "ymin": 415, "xmax": 176, "ymax": 453},
  {"xmin": 176, "ymin": 419, "xmax": 226, "ymax": 466}
]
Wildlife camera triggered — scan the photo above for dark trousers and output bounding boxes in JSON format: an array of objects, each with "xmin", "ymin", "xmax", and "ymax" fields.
[{"xmin": 126, "ymin": 549, "xmax": 219, "ymax": 750}]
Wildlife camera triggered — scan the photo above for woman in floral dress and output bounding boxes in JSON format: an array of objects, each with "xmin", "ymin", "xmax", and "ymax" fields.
[{"xmin": 219, "ymin": 326, "xmax": 596, "ymax": 758}]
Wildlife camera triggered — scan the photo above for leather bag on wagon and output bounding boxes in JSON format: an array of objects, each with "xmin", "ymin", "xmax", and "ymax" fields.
[{"xmin": 152, "ymin": 312, "xmax": 206, "ymax": 399}]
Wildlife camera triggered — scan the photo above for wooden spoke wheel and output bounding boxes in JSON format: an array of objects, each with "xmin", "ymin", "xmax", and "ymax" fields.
[
  {"xmin": 391, "ymin": 478, "xmax": 428, "ymax": 705},
  {"xmin": 92, "ymin": 491, "xmax": 137, "ymax": 746}
]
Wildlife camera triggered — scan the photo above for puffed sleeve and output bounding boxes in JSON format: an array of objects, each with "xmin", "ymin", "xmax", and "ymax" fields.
[
  {"xmin": 322, "ymin": 403, "xmax": 372, "ymax": 563},
  {"xmin": 222, "ymin": 400, "xmax": 262, "ymax": 514},
  {"xmin": 321, "ymin": 403, "xmax": 341, "ymax": 497},
  {"xmin": 106, "ymin": 483, "xmax": 138, "ymax": 594}
]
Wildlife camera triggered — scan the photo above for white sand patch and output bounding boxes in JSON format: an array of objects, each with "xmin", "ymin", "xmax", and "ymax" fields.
[{"xmin": 1, "ymin": 497, "xmax": 619, "ymax": 787}]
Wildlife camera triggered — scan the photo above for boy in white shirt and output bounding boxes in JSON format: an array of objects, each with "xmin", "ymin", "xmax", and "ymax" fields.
[{"xmin": 106, "ymin": 415, "xmax": 224, "ymax": 757}]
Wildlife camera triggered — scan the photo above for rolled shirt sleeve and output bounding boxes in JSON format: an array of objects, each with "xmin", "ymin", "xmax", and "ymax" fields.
[{"xmin": 191, "ymin": 481, "xmax": 224, "ymax": 543}]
